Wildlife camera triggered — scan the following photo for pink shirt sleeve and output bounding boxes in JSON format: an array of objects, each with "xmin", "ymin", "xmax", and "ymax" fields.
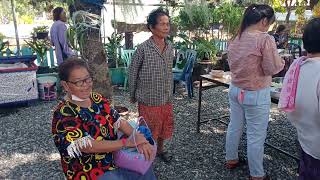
[{"xmin": 261, "ymin": 35, "xmax": 285, "ymax": 76}]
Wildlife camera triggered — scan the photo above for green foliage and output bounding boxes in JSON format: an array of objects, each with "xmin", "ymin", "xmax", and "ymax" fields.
[
  {"xmin": 66, "ymin": 23, "xmax": 80, "ymax": 51},
  {"xmin": 0, "ymin": 33, "xmax": 5, "ymax": 42},
  {"xmin": 0, "ymin": 32, "xmax": 9, "ymax": 52},
  {"xmin": 24, "ymin": 39, "xmax": 51, "ymax": 66},
  {"xmin": 173, "ymin": 33, "xmax": 193, "ymax": 51},
  {"xmin": 193, "ymin": 38, "xmax": 217, "ymax": 62},
  {"xmin": 105, "ymin": 33, "xmax": 124, "ymax": 68},
  {"xmin": 211, "ymin": 3, "xmax": 244, "ymax": 36},
  {"xmin": 296, "ymin": 1, "xmax": 306, "ymax": 16},
  {"xmin": 0, "ymin": 0, "xmax": 66, "ymax": 23},
  {"xmin": 33, "ymin": 26, "xmax": 49, "ymax": 33},
  {"xmin": 176, "ymin": 3, "xmax": 211, "ymax": 31},
  {"xmin": 173, "ymin": 33, "xmax": 217, "ymax": 62},
  {"xmin": 272, "ymin": 0, "xmax": 286, "ymax": 13},
  {"xmin": 20, "ymin": 15, "xmax": 34, "ymax": 24}
]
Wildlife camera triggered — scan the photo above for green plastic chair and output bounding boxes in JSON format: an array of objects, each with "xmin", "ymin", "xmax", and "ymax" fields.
[
  {"xmin": 289, "ymin": 37, "xmax": 303, "ymax": 47},
  {"xmin": 121, "ymin": 49, "xmax": 135, "ymax": 90},
  {"xmin": 215, "ymin": 39, "xmax": 228, "ymax": 52},
  {"xmin": 21, "ymin": 47, "xmax": 33, "ymax": 56}
]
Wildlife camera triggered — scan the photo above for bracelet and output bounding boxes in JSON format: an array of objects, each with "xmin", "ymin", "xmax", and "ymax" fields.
[{"xmin": 121, "ymin": 138, "xmax": 127, "ymax": 147}]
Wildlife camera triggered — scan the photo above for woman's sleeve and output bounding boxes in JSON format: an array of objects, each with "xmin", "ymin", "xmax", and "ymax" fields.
[
  {"xmin": 261, "ymin": 35, "xmax": 285, "ymax": 76},
  {"xmin": 128, "ymin": 47, "xmax": 144, "ymax": 100},
  {"xmin": 52, "ymin": 109, "xmax": 89, "ymax": 157}
]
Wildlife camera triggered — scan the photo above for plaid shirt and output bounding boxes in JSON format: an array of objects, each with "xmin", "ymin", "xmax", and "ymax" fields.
[{"xmin": 128, "ymin": 38, "xmax": 174, "ymax": 106}]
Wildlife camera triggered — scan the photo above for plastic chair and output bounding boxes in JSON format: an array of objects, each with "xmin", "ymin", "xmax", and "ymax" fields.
[
  {"xmin": 215, "ymin": 39, "xmax": 228, "ymax": 52},
  {"xmin": 172, "ymin": 51, "xmax": 185, "ymax": 73},
  {"xmin": 21, "ymin": 47, "xmax": 33, "ymax": 56},
  {"xmin": 173, "ymin": 51, "xmax": 197, "ymax": 98},
  {"xmin": 121, "ymin": 49, "xmax": 135, "ymax": 90},
  {"xmin": 289, "ymin": 37, "xmax": 303, "ymax": 47}
]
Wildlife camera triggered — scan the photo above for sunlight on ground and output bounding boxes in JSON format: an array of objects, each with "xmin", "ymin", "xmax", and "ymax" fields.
[
  {"xmin": 211, "ymin": 127, "xmax": 227, "ymax": 134},
  {"xmin": 0, "ymin": 152, "xmax": 61, "ymax": 176},
  {"xmin": 46, "ymin": 153, "xmax": 61, "ymax": 161}
]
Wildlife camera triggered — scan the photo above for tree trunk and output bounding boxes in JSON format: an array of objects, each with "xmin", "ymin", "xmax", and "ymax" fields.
[
  {"xmin": 285, "ymin": 10, "xmax": 291, "ymax": 24},
  {"xmin": 285, "ymin": 0, "xmax": 293, "ymax": 25},
  {"xmin": 125, "ymin": 32, "xmax": 133, "ymax": 49},
  {"xmin": 73, "ymin": 1, "xmax": 113, "ymax": 101},
  {"xmin": 10, "ymin": 0, "xmax": 20, "ymax": 54}
]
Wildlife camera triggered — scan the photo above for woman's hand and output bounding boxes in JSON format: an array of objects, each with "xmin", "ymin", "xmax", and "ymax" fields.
[
  {"xmin": 137, "ymin": 143, "xmax": 154, "ymax": 161},
  {"xmin": 125, "ymin": 132, "xmax": 148, "ymax": 148}
]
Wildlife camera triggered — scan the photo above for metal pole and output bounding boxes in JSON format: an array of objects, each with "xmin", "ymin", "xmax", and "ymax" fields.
[{"xmin": 10, "ymin": 0, "xmax": 20, "ymax": 55}]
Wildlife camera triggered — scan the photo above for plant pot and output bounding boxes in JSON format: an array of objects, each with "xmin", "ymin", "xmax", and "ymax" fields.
[
  {"xmin": 36, "ymin": 32, "xmax": 49, "ymax": 39},
  {"xmin": 109, "ymin": 67, "xmax": 126, "ymax": 86},
  {"xmin": 37, "ymin": 66, "xmax": 50, "ymax": 74},
  {"xmin": 36, "ymin": 72, "xmax": 61, "ymax": 92}
]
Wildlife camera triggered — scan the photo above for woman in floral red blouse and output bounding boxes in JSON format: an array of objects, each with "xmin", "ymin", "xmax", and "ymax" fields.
[{"xmin": 52, "ymin": 57, "xmax": 156, "ymax": 180}]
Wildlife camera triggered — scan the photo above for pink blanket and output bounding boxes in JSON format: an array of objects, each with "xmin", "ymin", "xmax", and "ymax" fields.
[{"xmin": 278, "ymin": 56, "xmax": 307, "ymax": 112}]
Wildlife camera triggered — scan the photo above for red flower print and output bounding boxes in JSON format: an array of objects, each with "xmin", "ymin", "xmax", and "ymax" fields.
[
  {"xmin": 90, "ymin": 168, "xmax": 104, "ymax": 179},
  {"xmin": 103, "ymin": 103, "xmax": 111, "ymax": 114},
  {"xmin": 74, "ymin": 171, "xmax": 90, "ymax": 180},
  {"xmin": 95, "ymin": 115, "xmax": 106, "ymax": 125}
]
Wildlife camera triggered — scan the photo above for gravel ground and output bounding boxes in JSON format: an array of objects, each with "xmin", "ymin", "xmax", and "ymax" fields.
[{"xmin": 0, "ymin": 86, "xmax": 299, "ymax": 180}]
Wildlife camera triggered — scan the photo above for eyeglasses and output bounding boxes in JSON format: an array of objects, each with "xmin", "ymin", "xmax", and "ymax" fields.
[{"xmin": 67, "ymin": 77, "xmax": 93, "ymax": 87}]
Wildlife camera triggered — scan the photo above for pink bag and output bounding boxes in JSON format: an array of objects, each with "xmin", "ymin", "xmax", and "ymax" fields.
[{"xmin": 113, "ymin": 117, "xmax": 157, "ymax": 175}]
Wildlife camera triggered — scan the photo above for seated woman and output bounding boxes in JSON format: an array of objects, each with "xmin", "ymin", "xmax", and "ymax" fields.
[{"xmin": 51, "ymin": 57, "xmax": 156, "ymax": 180}]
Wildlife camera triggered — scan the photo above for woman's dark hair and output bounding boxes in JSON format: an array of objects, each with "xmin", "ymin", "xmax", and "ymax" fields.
[
  {"xmin": 58, "ymin": 57, "xmax": 89, "ymax": 81},
  {"xmin": 275, "ymin": 24, "xmax": 286, "ymax": 34},
  {"xmin": 303, "ymin": 17, "xmax": 320, "ymax": 54},
  {"xmin": 237, "ymin": 4, "xmax": 275, "ymax": 38},
  {"xmin": 53, "ymin": 7, "xmax": 64, "ymax": 21},
  {"xmin": 147, "ymin": 8, "xmax": 170, "ymax": 31}
]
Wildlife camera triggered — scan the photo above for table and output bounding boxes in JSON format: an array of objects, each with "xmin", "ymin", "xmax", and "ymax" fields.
[{"xmin": 197, "ymin": 74, "xmax": 299, "ymax": 161}]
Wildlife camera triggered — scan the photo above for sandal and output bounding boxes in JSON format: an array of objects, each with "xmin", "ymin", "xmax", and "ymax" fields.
[
  {"xmin": 225, "ymin": 157, "xmax": 247, "ymax": 169},
  {"xmin": 157, "ymin": 152, "xmax": 173, "ymax": 163}
]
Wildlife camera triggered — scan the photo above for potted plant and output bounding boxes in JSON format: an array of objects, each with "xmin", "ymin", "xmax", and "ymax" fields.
[
  {"xmin": 33, "ymin": 26, "xmax": 49, "ymax": 39},
  {"xmin": 193, "ymin": 38, "xmax": 217, "ymax": 63},
  {"xmin": 25, "ymin": 39, "xmax": 51, "ymax": 71},
  {"xmin": 192, "ymin": 38, "xmax": 218, "ymax": 79},
  {"xmin": 0, "ymin": 33, "xmax": 9, "ymax": 56},
  {"xmin": 105, "ymin": 33, "xmax": 125, "ymax": 86}
]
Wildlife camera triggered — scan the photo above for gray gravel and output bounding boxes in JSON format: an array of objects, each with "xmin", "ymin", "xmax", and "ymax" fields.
[{"xmin": 0, "ymin": 86, "xmax": 298, "ymax": 180}]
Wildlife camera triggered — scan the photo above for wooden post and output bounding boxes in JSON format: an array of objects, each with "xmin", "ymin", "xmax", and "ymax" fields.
[{"xmin": 125, "ymin": 32, "xmax": 133, "ymax": 49}]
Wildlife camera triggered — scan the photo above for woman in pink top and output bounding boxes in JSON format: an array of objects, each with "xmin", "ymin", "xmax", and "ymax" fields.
[{"xmin": 225, "ymin": 4, "xmax": 284, "ymax": 180}]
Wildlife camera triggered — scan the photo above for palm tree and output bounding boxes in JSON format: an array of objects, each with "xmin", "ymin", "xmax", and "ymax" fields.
[
  {"xmin": 70, "ymin": 0, "xmax": 113, "ymax": 100},
  {"xmin": 70, "ymin": 0, "xmax": 142, "ymax": 101}
]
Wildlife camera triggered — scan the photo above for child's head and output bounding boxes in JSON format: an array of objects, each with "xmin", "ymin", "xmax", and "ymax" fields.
[
  {"xmin": 238, "ymin": 4, "xmax": 275, "ymax": 38},
  {"xmin": 303, "ymin": 18, "xmax": 320, "ymax": 54}
]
